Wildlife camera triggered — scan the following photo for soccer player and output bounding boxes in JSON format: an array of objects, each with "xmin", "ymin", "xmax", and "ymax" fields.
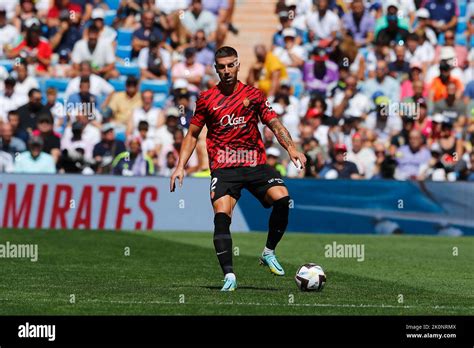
[{"xmin": 170, "ymin": 46, "xmax": 306, "ymax": 291}]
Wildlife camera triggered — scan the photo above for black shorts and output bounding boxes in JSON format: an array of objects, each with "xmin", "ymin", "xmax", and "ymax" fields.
[{"xmin": 210, "ymin": 164, "xmax": 286, "ymax": 208}]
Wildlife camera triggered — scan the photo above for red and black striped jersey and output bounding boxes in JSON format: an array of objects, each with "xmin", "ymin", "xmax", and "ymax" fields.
[{"xmin": 190, "ymin": 81, "xmax": 277, "ymax": 171}]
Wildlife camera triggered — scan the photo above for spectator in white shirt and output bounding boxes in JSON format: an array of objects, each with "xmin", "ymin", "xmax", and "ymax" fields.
[
  {"xmin": 332, "ymin": 75, "xmax": 371, "ymax": 120},
  {"xmin": 405, "ymin": 31, "xmax": 435, "ymax": 72},
  {"xmin": 306, "ymin": 0, "xmax": 340, "ymax": 41},
  {"xmin": 346, "ymin": 132, "xmax": 376, "ymax": 178},
  {"xmin": 0, "ymin": 78, "xmax": 27, "ymax": 122},
  {"xmin": 71, "ymin": 25, "xmax": 118, "ymax": 79},
  {"xmin": 128, "ymin": 90, "xmax": 165, "ymax": 136},
  {"xmin": 61, "ymin": 110, "xmax": 101, "ymax": 162},
  {"xmin": 155, "ymin": 0, "xmax": 188, "ymax": 15},
  {"xmin": 136, "ymin": 120, "xmax": 158, "ymax": 158},
  {"xmin": 65, "ymin": 61, "xmax": 115, "ymax": 102},
  {"xmin": 12, "ymin": 60, "xmax": 39, "ymax": 102},
  {"xmin": 86, "ymin": 8, "xmax": 117, "ymax": 45},
  {"xmin": 182, "ymin": 0, "xmax": 217, "ymax": 42},
  {"xmin": 155, "ymin": 107, "xmax": 181, "ymax": 149},
  {"xmin": 0, "ymin": 150, "xmax": 13, "ymax": 173},
  {"xmin": 413, "ymin": 8, "xmax": 437, "ymax": 46},
  {"xmin": 138, "ymin": 37, "xmax": 171, "ymax": 81},
  {"xmin": 0, "ymin": 65, "xmax": 8, "ymax": 93},
  {"xmin": 0, "ymin": 8, "xmax": 19, "ymax": 59},
  {"xmin": 273, "ymin": 28, "xmax": 306, "ymax": 77}
]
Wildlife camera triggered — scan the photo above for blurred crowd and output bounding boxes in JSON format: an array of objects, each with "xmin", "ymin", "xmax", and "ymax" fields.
[{"xmin": 0, "ymin": 0, "xmax": 474, "ymax": 182}]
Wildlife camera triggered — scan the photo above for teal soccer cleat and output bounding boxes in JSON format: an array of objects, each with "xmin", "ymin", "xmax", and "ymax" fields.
[
  {"xmin": 220, "ymin": 273, "xmax": 237, "ymax": 291},
  {"xmin": 259, "ymin": 253, "xmax": 285, "ymax": 276}
]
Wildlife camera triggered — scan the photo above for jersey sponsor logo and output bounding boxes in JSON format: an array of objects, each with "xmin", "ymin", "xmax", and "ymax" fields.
[
  {"xmin": 268, "ymin": 178, "xmax": 284, "ymax": 184},
  {"xmin": 219, "ymin": 113, "xmax": 246, "ymax": 127},
  {"xmin": 213, "ymin": 105, "xmax": 224, "ymax": 110}
]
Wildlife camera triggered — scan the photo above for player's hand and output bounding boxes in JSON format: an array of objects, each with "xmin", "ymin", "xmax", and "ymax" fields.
[
  {"xmin": 288, "ymin": 148, "xmax": 306, "ymax": 171},
  {"xmin": 170, "ymin": 167, "xmax": 185, "ymax": 192}
]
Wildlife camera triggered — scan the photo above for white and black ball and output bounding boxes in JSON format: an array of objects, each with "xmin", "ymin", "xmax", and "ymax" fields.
[{"xmin": 295, "ymin": 263, "xmax": 326, "ymax": 291}]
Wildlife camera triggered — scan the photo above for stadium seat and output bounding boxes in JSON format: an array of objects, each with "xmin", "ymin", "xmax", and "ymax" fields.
[
  {"xmin": 140, "ymin": 80, "xmax": 169, "ymax": 94},
  {"xmin": 153, "ymin": 93, "xmax": 167, "ymax": 108},
  {"xmin": 455, "ymin": 33, "xmax": 467, "ymax": 46},
  {"xmin": 287, "ymin": 69, "xmax": 303, "ymax": 83},
  {"xmin": 0, "ymin": 59, "xmax": 14, "ymax": 72},
  {"xmin": 437, "ymin": 32, "xmax": 445, "ymax": 45},
  {"xmin": 104, "ymin": 10, "xmax": 116, "ymax": 26},
  {"xmin": 56, "ymin": 92, "xmax": 66, "ymax": 103},
  {"xmin": 117, "ymin": 29, "xmax": 134, "ymax": 47},
  {"xmin": 114, "ymin": 124, "xmax": 127, "ymax": 142},
  {"xmin": 116, "ymin": 45, "xmax": 132, "ymax": 61},
  {"xmin": 460, "ymin": 2, "xmax": 467, "ymax": 18},
  {"xmin": 44, "ymin": 78, "xmax": 69, "ymax": 92},
  {"xmin": 457, "ymin": 18, "xmax": 467, "ymax": 34},
  {"xmin": 292, "ymin": 81, "xmax": 304, "ymax": 98},
  {"xmin": 105, "ymin": 0, "xmax": 120, "ymax": 10},
  {"xmin": 108, "ymin": 79, "xmax": 126, "ymax": 92},
  {"xmin": 116, "ymin": 63, "xmax": 140, "ymax": 77}
]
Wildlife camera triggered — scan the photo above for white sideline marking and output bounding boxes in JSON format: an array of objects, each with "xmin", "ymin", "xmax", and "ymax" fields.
[
  {"xmin": 1, "ymin": 298, "xmax": 472, "ymax": 310},
  {"xmin": 83, "ymin": 299, "xmax": 473, "ymax": 310}
]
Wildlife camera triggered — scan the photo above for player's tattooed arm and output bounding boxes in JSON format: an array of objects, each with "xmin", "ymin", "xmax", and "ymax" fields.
[
  {"xmin": 267, "ymin": 118, "xmax": 295, "ymax": 151},
  {"xmin": 267, "ymin": 118, "xmax": 307, "ymax": 170}
]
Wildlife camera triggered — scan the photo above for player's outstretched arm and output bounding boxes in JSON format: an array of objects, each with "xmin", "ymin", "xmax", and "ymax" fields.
[
  {"xmin": 267, "ymin": 118, "xmax": 307, "ymax": 170},
  {"xmin": 170, "ymin": 124, "xmax": 203, "ymax": 192}
]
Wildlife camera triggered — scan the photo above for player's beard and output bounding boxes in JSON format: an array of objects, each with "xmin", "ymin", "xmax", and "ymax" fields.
[{"xmin": 221, "ymin": 74, "xmax": 236, "ymax": 86}]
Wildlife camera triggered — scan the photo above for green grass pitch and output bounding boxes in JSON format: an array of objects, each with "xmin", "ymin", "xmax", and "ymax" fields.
[{"xmin": 0, "ymin": 229, "xmax": 473, "ymax": 315}]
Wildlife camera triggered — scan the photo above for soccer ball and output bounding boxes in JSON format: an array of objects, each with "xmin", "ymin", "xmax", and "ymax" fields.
[{"xmin": 295, "ymin": 263, "xmax": 326, "ymax": 291}]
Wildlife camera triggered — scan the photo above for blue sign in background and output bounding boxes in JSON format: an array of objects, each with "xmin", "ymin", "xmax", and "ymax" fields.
[{"xmin": 238, "ymin": 179, "xmax": 474, "ymax": 236}]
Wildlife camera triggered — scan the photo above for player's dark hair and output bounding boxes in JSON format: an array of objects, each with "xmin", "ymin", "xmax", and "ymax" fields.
[{"xmin": 215, "ymin": 46, "xmax": 238, "ymax": 62}]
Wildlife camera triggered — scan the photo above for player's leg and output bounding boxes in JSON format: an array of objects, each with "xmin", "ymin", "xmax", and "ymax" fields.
[
  {"xmin": 210, "ymin": 169, "xmax": 242, "ymax": 291},
  {"xmin": 212, "ymin": 195, "xmax": 237, "ymax": 280},
  {"xmin": 245, "ymin": 165, "xmax": 290, "ymax": 276},
  {"xmin": 262, "ymin": 186, "xmax": 291, "ymax": 256}
]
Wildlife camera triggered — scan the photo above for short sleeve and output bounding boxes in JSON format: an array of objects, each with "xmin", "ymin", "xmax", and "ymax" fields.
[
  {"xmin": 348, "ymin": 162, "xmax": 359, "ymax": 175},
  {"xmin": 108, "ymin": 93, "xmax": 119, "ymax": 113},
  {"xmin": 100, "ymin": 78, "xmax": 115, "ymax": 95},
  {"xmin": 257, "ymin": 90, "xmax": 277, "ymax": 125},
  {"xmin": 71, "ymin": 41, "xmax": 82, "ymax": 64},
  {"xmin": 267, "ymin": 54, "xmax": 283, "ymax": 74},
  {"xmin": 137, "ymin": 49, "xmax": 147, "ymax": 69},
  {"xmin": 104, "ymin": 41, "xmax": 116, "ymax": 65},
  {"xmin": 190, "ymin": 93, "xmax": 207, "ymax": 128},
  {"xmin": 132, "ymin": 28, "xmax": 142, "ymax": 40},
  {"xmin": 40, "ymin": 41, "xmax": 52, "ymax": 59}
]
